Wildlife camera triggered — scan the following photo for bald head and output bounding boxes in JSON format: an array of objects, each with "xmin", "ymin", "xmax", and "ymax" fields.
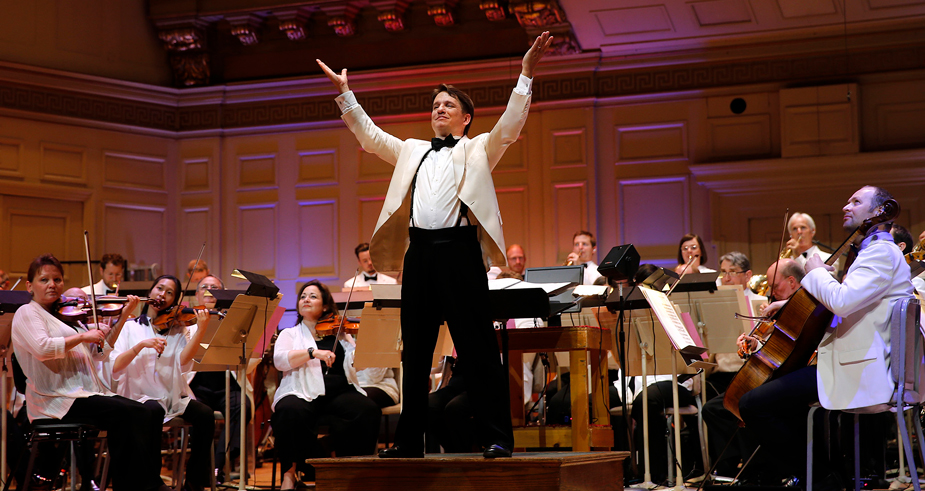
[
  {"xmin": 766, "ymin": 258, "xmax": 805, "ymax": 300},
  {"xmin": 506, "ymin": 244, "xmax": 526, "ymax": 275}
]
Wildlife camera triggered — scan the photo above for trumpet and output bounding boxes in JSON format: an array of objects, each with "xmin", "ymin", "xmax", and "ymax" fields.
[
  {"xmin": 748, "ymin": 233, "xmax": 802, "ymax": 296},
  {"xmin": 780, "ymin": 233, "xmax": 802, "ymax": 259}
]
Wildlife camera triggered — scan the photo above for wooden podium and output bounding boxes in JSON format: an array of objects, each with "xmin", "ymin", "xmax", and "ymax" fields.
[{"xmin": 502, "ymin": 326, "xmax": 614, "ymax": 452}]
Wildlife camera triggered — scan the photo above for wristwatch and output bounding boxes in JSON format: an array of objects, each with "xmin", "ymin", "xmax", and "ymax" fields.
[{"xmin": 308, "ymin": 347, "xmax": 315, "ymax": 359}]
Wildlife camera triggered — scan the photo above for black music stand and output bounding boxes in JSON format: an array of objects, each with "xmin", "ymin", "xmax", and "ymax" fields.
[{"xmin": 196, "ymin": 279, "xmax": 281, "ymax": 491}]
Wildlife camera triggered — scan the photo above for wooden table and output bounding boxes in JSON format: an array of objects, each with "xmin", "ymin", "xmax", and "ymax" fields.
[{"xmin": 499, "ymin": 326, "xmax": 613, "ymax": 452}]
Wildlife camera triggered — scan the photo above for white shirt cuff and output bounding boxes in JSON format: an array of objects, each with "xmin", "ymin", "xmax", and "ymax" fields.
[
  {"xmin": 335, "ymin": 91, "xmax": 358, "ymax": 114},
  {"xmin": 514, "ymin": 74, "xmax": 533, "ymax": 96}
]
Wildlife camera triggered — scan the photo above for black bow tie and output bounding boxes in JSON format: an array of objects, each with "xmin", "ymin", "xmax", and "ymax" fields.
[
  {"xmin": 801, "ymin": 252, "xmax": 808, "ymax": 258},
  {"xmin": 431, "ymin": 135, "xmax": 458, "ymax": 152},
  {"xmin": 364, "ymin": 274, "xmax": 377, "ymax": 282}
]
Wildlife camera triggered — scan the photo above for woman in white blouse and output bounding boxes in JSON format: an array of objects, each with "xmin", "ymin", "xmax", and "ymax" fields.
[
  {"xmin": 111, "ymin": 274, "xmax": 215, "ymax": 491},
  {"xmin": 272, "ymin": 280, "xmax": 381, "ymax": 490},
  {"xmin": 11, "ymin": 254, "xmax": 170, "ymax": 491}
]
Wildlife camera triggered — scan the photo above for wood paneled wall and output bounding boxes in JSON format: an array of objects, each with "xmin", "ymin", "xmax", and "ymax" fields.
[{"xmin": 3, "ymin": 68, "xmax": 925, "ymax": 325}]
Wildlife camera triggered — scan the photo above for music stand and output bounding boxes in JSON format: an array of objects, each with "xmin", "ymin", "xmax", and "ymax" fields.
[{"xmin": 195, "ymin": 285, "xmax": 282, "ymax": 491}]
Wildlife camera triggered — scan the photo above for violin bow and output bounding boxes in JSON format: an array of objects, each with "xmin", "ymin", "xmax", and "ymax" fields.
[
  {"xmin": 765, "ymin": 209, "xmax": 790, "ymax": 304},
  {"xmin": 83, "ymin": 231, "xmax": 103, "ymax": 353},
  {"xmin": 179, "ymin": 242, "xmax": 206, "ymax": 313},
  {"xmin": 335, "ymin": 268, "xmax": 361, "ymax": 343}
]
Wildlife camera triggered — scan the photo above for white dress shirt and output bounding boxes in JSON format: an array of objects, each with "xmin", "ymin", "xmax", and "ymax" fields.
[
  {"xmin": 272, "ymin": 321, "xmax": 364, "ymax": 410},
  {"xmin": 81, "ymin": 280, "xmax": 111, "ymax": 296},
  {"xmin": 583, "ymin": 261, "xmax": 602, "ymax": 285},
  {"xmin": 112, "ymin": 318, "xmax": 194, "ymax": 421},
  {"xmin": 343, "ymin": 272, "xmax": 397, "ymax": 289},
  {"xmin": 336, "ymin": 75, "xmax": 533, "ymax": 230},
  {"xmin": 11, "ymin": 301, "xmax": 113, "ymax": 421}
]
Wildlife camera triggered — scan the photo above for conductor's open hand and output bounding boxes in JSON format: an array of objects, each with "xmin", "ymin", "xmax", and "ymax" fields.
[
  {"xmin": 522, "ymin": 31, "xmax": 553, "ymax": 78},
  {"xmin": 317, "ymin": 59, "xmax": 349, "ymax": 94}
]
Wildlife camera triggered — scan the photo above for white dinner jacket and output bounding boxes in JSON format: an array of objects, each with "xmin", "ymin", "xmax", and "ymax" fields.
[
  {"xmin": 340, "ymin": 89, "xmax": 531, "ymax": 271},
  {"xmin": 802, "ymin": 237, "xmax": 913, "ymax": 410}
]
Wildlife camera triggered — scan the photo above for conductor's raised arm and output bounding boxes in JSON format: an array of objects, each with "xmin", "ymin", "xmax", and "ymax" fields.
[
  {"xmin": 317, "ymin": 59, "xmax": 349, "ymax": 94},
  {"xmin": 521, "ymin": 31, "xmax": 553, "ymax": 79}
]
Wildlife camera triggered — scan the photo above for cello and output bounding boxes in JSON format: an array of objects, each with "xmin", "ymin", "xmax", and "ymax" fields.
[{"xmin": 723, "ymin": 199, "xmax": 900, "ymax": 420}]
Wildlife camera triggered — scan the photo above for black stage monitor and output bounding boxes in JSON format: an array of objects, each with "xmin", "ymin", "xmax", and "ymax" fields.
[
  {"xmin": 524, "ymin": 265, "xmax": 584, "ymax": 314},
  {"xmin": 598, "ymin": 244, "xmax": 640, "ymax": 282}
]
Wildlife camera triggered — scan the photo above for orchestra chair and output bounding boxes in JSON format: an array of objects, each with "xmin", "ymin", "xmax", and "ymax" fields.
[
  {"xmin": 163, "ymin": 417, "xmax": 217, "ymax": 491},
  {"xmin": 663, "ymin": 396, "xmax": 709, "ymax": 485},
  {"xmin": 807, "ymin": 296, "xmax": 925, "ymax": 491},
  {"xmin": 2, "ymin": 421, "xmax": 109, "ymax": 491}
]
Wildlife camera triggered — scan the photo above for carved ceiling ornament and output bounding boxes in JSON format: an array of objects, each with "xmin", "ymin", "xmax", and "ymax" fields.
[
  {"xmin": 322, "ymin": 4, "xmax": 359, "ymax": 37},
  {"xmin": 427, "ymin": 1, "xmax": 458, "ymax": 27},
  {"xmin": 158, "ymin": 27, "xmax": 204, "ymax": 52},
  {"xmin": 510, "ymin": 0, "xmax": 565, "ymax": 28},
  {"xmin": 276, "ymin": 8, "xmax": 312, "ymax": 41},
  {"xmin": 169, "ymin": 52, "xmax": 210, "ymax": 87},
  {"xmin": 373, "ymin": 0, "xmax": 410, "ymax": 32},
  {"xmin": 227, "ymin": 14, "xmax": 263, "ymax": 46},
  {"xmin": 479, "ymin": 1, "xmax": 508, "ymax": 22}
]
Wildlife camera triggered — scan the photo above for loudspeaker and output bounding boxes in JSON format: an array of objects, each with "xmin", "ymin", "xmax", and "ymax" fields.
[{"xmin": 597, "ymin": 244, "xmax": 640, "ymax": 282}]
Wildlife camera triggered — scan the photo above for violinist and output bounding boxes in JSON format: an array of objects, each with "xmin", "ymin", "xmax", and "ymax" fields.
[
  {"xmin": 81, "ymin": 253, "xmax": 125, "ymax": 295},
  {"xmin": 674, "ymin": 233, "xmax": 715, "ymax": 275},
  {"xmin": 737, "ymin": 186, "xmax": 913, "ymax": 485},
  {"xmin": 11, "ymin": 254, "xmax": 170, "ymax": 491},
  {"xmin": 111, "ymin": 275, "xmax": 215, "ymax": 491},
  {"xmin": 272, "ymin": 280, "xmax": 380, "ymax": 489}
]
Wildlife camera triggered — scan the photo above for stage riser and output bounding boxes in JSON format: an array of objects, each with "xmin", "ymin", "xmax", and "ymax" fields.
[{"xmin": 310, "ymin": 452, "xmax": 629, "ymax": 491}]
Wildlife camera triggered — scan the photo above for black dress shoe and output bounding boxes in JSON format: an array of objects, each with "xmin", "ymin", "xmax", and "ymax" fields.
[
  {"xmin": 483, "ymin": 444, "xmax": 512, "ymax": 458},
  {"xmin": 378, "ymin": 445, "xmax": 424, "ymax": 458}
]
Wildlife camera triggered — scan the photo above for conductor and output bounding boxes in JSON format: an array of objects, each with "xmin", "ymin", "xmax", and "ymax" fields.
[{"xmin": 318, "ymin": 31, "xmax": 552, "ymax": 458}]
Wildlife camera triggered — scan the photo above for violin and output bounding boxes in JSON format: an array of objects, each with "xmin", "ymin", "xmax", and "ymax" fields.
[
  {"xmin": 314, "ymin": 313, "xmax": 360, "ymax": 337},
  {"xmin": 151, "ymin": 305, "xmax": 223, "ymax": 330},
  {"xmin": 57, "ymin": 295, "xmax": 159, "ymax": 322}
]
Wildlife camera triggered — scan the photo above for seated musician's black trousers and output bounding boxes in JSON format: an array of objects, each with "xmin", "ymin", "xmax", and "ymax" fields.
[
  {"xmin": 738, "ymin": 365, "xmax": 819, "ymax": 482},
  {"xmin": 395, "ymin": 226, "xmax": 514, "ymax": 453}
]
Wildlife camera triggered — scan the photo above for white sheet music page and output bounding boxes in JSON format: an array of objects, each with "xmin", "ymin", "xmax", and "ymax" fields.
[
  {"xmin": 639, "ymin": 286, "xmax": 697, "ymax": 352},
  {"xmin": 487, "ymin": 278, "xmax": 571, "ymax": 294}
]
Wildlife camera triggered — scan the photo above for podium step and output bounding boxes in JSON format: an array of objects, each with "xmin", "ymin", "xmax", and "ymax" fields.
[{"xmin": 308, "ymin": 451, "xmax": 629, "ymax": 491}]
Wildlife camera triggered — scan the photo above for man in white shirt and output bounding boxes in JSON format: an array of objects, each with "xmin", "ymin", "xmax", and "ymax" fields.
[
  {"xmin": 565, "ymin": 231, "xmax": 601, "ymax": 285},
  {"xmin": 318, "ymin": 31, "xmax": 552, "ymax": 459},
  {"xmin": 787, "ymin": 212, "xmax": 832, "ymax": 268},
  {"xmin": 738, "ymin": 186, "xmax": 913, "ymax": 484},
  {"xmin": 81, "ymin": 253, "xmax": 125, "ymax": 295},
  {"xmin": 343, "ymin": 242, "xmax": 396, "ymax": 289}
]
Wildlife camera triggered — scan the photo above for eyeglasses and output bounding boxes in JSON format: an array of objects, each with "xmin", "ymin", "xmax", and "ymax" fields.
[
  {"xmin": 682, "ymin": 245, "xmax": 699, "ymax": 251},
  {"xmin": 198, "ymin": 284, "xmax": 222, "ymax": 291},
  {"xmin": 720, "ymin": 271, "xmax": 746, "ymax": 278}
]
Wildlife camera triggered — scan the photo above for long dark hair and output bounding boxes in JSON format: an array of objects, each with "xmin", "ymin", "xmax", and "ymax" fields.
[
  {"xmin": 148, "ymin": 274, "xmax": 182, "ymax": 312},
  {"xmin": 295, "ymin": 280, "xmax": 337, "ymax": 326}
]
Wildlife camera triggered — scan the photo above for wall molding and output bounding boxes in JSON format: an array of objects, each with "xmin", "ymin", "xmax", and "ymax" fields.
[{"xmin": 0, "ymin": 41, "xmax": 922, "ymax": 135}]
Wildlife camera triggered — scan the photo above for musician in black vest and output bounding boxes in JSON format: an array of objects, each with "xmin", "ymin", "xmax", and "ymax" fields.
[{"xmin": 318, "ymin": 31, "xmax": 552, "ymax": 458}]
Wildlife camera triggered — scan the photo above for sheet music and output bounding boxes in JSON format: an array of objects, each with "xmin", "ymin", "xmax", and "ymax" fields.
[
  {"xmin": 487, "ymin": 278, "xmax": 570, "ymax": 294},
  {"xmin": 639, "ymin": 286, "xmax": 696, "ymax": 352}
]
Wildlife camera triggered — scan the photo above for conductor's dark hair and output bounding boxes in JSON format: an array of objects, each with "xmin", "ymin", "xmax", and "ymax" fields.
[{"xmin": 432, "ymin": 84, "xmax": 474, "ymax": 136}]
